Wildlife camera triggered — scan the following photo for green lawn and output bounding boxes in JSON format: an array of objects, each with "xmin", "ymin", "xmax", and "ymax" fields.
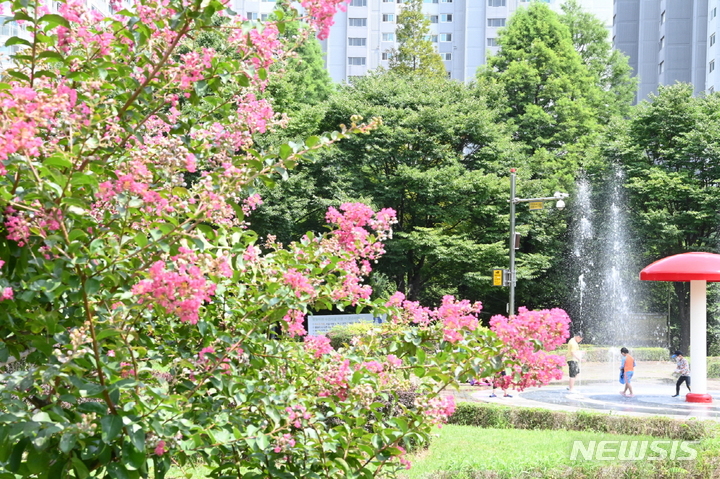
[{"xmin": 401, "ymin": 425, "xmax": 680, "ymax": 479}]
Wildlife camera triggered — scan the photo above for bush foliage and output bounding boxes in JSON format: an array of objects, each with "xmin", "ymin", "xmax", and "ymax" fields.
[{"xmin": 448, "ymin": 403, "xmax": 717, "ymax": 441}]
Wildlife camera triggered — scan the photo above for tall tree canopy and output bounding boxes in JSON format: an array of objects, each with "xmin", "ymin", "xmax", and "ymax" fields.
[
  {"xmin": 387, "ymin": 0, "xmax": 446, "ymax": 78},
  {"xmin": 609, "ymin": 84, "xmax": 720, "ymax": 354},
  {"xmin": 478, "ymin": 2, "xmax": 607, "ymax": 187},
  {"xmin": 559, "ymin": 0, "xmax": 636, "ymax": 119},
  {"xmin": 250, "ymin": 73, "xmax": 572, "ymax": 315}
]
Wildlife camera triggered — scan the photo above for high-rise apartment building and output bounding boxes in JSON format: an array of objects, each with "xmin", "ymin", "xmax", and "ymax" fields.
[
  {"xmin": 613, "ymin": 0, "xmax": 719, "ymax": 102},
  {"xmin": 1, "ymin": 0, "xmax": 116, "ymax": 70},
  {"xmin": 231, "ymin": 0, "xmax": 613, "ymax": 83}
]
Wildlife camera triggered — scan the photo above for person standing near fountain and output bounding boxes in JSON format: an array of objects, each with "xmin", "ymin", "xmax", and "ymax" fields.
[
  {"xmin": 566, "ymin": 331, "xmax": 583, "ymax": 391},
  {"xmin": 619, "ymin": 347, "xmax": 635, "ymax": 397},
  {"xmin": 672, "ymin": 351, "xmax": 692, "ymax": 398}
]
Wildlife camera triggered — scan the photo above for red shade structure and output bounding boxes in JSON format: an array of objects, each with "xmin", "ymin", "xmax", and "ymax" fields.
[{"xmin": 640, "ymin": 252, "xmax": 720, "ymax": 403}]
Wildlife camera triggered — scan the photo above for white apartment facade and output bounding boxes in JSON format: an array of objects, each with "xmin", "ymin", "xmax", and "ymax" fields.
[
  {"xmin": 230, "ymin": 0, "xmax": 614, "ymax": 83},
  {"xmin": 613, "ymin": 0, "xmax": 720, "ymax": 102}
]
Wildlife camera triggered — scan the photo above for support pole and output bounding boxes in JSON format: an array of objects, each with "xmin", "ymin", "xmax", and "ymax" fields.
[
  {"xmin": 509, "ymin": 171, "xmax": 516, "ymax": 316},
  {"xmin": 687, "ymin": 280, "xmax": 712, "ymax": 402}
]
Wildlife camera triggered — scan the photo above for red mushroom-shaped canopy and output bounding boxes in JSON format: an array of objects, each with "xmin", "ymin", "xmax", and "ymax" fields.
[{"xmin": 640, "ymin": 252, "xmax": 720, "ymax": 282}]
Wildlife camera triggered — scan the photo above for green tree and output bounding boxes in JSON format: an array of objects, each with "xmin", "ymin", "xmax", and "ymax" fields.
[
  {"xmin": 610, "ymin": 84, "xmax": 720, "ymax": 354},
  {"xmin": 559, "ymin": 0, "xmax": 636, "ymax": 118},
  {"xmin": 265, "ymin": 22, "xmax": 335, "ymax": 113},
  {"xmin": 252, "ymin": 73, "xmax": 567, "ymax": 314},
  {"xmin": 478, "ymin": 2, "xmax": 605, "ymax": 186},
  {"xmin": 387, "ymin": 0, "xmax": 446, "ymax": 78}
]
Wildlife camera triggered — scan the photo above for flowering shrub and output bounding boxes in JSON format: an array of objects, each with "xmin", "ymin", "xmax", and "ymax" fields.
[{"xmin": 0, "ymin": 0, "xmax": 570, "ymax": 477}]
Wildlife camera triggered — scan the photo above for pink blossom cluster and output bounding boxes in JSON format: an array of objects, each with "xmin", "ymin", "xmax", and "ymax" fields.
[
  {"xmin": 55, "ymin": 0, "xmax": 113, "ymax": 55},
  {"xmin": 283, "ymin": 268, "xmax": 316, "ymax": 298},
  {"xmin": 414, "ymin": 394, "xmax": 456, "ymax": 427},
  {"xmin": 273, "ymin": 433, "xmax": 296, "ymax": 453},
  {"xmin": 384, "ymin": 293, "xmax": 482, "ymax": 343},
  {"xmin": 489, "ymin": 307, "xmax": 571, "ymax": 390},
  {"xmin": 236, "ymin": 94, "xmax": 275, "ymax": 135},
  {"xmin": 242, "ymin": 193, "xmax": 263, "ymax": 216},
  {"xmin": 300, "ymin": 0, "xmax": 350, "ymax": 40},
  {"xmin": 282, "ymin": 309, "xmax": 307, "ymax": 337},
  {"xmin": 395, "ymin": 445, "xmax": 411, "ymax": 470},
  {"xmin": 303, "ymin": 335, "xmax": 333, "ymax": 358},
  {"xmin": 4, "ymin": 205, "xmax": 64, "ymax": 246},
  {"xmin": 233, "ymin": 22, "xmax": 283, "ymax": 70},
  {"xmin": 285, "ymin": 404, "xmax": 312, "ymax": 428},
  {"xmin": 435, "ymin": 295, "xmax": 482, "ymax": 343},
  {"xmin": 0, "ymin": 83, "xmax": 79, "ymax": 170},
  {"xmin": 132, "ymin": 249, "xmax": 218, "ymax": 324},
  {"xmin": 318, "ymin": 358, "xmax": 351, "ymax": 400},
  {"xmin": 322, "ymin": 203, "xmax": 397, "ymax": 304}
]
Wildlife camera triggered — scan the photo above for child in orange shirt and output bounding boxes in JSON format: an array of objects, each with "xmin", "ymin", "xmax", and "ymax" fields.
[{"xmin": 620, "ymin": 347, "xmax": 635, "ymax": 397}]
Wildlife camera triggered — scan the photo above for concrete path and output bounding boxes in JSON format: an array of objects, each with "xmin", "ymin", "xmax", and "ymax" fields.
[{"xmin": 453, "ymin": 361, "xmax": 720, "ymax": 420}]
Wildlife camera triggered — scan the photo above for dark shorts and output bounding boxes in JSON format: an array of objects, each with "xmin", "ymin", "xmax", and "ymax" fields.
[{"xmin": 568, "ymin": 360, "xmax": 580, "ymax": 378}]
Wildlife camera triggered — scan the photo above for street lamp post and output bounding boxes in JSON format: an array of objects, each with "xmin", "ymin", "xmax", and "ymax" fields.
[{"xmin": 508, "ymin": 169, "xmax": 569, "ymax": 315}]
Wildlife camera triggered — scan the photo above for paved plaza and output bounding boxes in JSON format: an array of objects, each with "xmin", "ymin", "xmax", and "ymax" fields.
[{"xmin": 456, "ymin": 361, "xmax": 720, "ymax": 420}]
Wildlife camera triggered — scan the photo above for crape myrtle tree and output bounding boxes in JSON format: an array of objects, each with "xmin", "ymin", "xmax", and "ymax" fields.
[
  {"xmin": 0, "ymin": 0, "xmax": 571, "ymax": 478},
  {"xmin": 607, "ymin": 84, "xmax": 720, "ymax": 355}
]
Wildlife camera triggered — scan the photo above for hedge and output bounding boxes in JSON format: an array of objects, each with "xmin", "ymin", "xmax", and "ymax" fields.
[
  {"xmin": 326, "ymin": 322, "xmax": 378, "ymax": 350},
  {"xmin": 417, "ymin": 458, "xmax": 720, "ymax": 479},
  {"xmin": 578, "ymin": 347, "xmax": 671, "ymax": 362},
  {"xmin": 448, "ymin": 402, "xmax": 717, "ymax": 441}
]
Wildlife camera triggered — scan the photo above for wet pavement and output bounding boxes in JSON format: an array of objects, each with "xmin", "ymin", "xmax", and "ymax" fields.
[{"xmin": 455, "ymin": 361, "xmax": 720, "ymax": 420}]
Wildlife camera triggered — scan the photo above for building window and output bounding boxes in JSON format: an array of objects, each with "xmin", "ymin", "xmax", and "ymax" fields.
[
  {"xmin": 381, "ymin": 52, "xmax": 392, "ymax": 60},
  {"xmin": 349, "ymin": 57, "xmax": 366, "ymax": 65},
  {"xmin": 260, "ymin": 13, "xmax": 269, "ymax": 20},
  {"xmin": 712, "ymin": 8, "xmax": 718, "ymax": 19},
  {"xmin": 424, "ymin": 0, "xmax": 439, "ymax": 3},
  {"xmin": 0, "ymin": 18, "xmax": 20, "ymax": 37},
  {"xmin": 440, "ymin": 0, "xmax": 453, "ymax": 3},
  {"xmin": 246, "ymin": 12, "xmax": 258, "ymax": 20},
  {"xmin": 349, "ymin": 18, "xmax": 367, "ymax": 26},
  {"xmin": 447, "ymin": 71, "xmax": 452, "ymax": 78},
  {"xmin": 659, "ymin": 61, "xmax": 664, "ymax": 74},
  {"xmin": 711, "ymin": 33, "xmax": 716, "ymax": 47},
  {"xmin": 382, "ymin": 32, "xmax": 395, "ymax": 41},
  {"xmin": 660, "ymin": 11, "xmax": 665, "ymax": 24},
  {"xmin": 613, "ymin": 14, "xmax": 616, "ymax": 26},
  {"xmin": 424, "ymin": 34, "xmax": 438, "ymax": 42},
  {"xmin": 441, "ymin": 52, "xmax": 452, "ymax": 60},
  {"xmin": 439, "ymin": 33, "xmax": 452, "ymax": 42},
  {"xmin": 348, "ymin": 37, "xmax": 367, "ymax": 46},
  {"xmin": 382, "ymin": 14, "xmax": 395, "ymax": 22},
  {"xmin": 659, "ymin": 36, "xmax": 664, "ymax": 50},
  {"xmin": 711, "ymin": 60, "xmax": 716, "ymax": 73},
  {"xmin": 488, "ymin": 0, "xmax": 505, "ymax": 5},
  {"xmin": 487, "ymin": 37, "xmax": 498, "ymax": 47},
  {"xmin": 710, "ymin": 86, "xmax": 715, "ymax": 93},
  {"xmin": 349, "ymin": 0, "xmax": 367, "ymax": 5},
  {"xmin": 426, "ymin": 15, "xmax": 438, "ymax": 23},
  {"xmin": 440, "ymin": 14, "xmax": 453, "ymax": 22},
  {"xmin": 383, "ymin": 0, "xmax": 393, "ymax": 3},
  {"xmin": 488, "ymin": 18, "xmax": 506, "ymax": 27}
]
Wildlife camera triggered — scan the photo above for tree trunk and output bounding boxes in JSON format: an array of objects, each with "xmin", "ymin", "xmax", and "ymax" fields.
[{"xmin": 674, "ymin": 282, "xmax": 691, "ymax": 355}]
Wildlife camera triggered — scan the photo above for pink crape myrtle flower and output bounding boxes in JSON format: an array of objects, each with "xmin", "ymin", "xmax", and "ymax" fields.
[
  {"xmin": 490, "ymin": 307, "xmax": 571, "ymax": 391},
  {"xmin": 304, "ymin": 335, "xmax": 333, "ymax": 358},
  {"xmin": 0, "ymin": 287, "xmax": 13, "ymax": 301},
  {"xmin": 154, "ymin": 440, "xmax": 166, "ymax": 456},
  {"xmin": 301, "ymin": 0, "xmax": 350, "ymax": 40},
  {"xmin": 282, "ymin": 309, "xmax": 307, "ymax": 337}
]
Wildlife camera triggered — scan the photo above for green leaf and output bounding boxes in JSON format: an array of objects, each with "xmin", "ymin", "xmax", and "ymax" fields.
[
  {"xmin": 39, "ymin": 13, "xmax": 71, "ymax": 28},
  {"xmin": 107, "ymin": 462, "xmax": 131, "ymax": 479},
  {"xmin": 37, "ymin": 50, "xmax": 65, "ymax": 62},
  {"xmin": 5, "ymin": 36, "xmax": 32, "ymax": 47},
  {"xmin": 59, "ymin": 432, "xmax": 78, "ymax": 453},
  {"xmin": 100, "ymin": 414, "xmax": 123, "ymax": 444}
]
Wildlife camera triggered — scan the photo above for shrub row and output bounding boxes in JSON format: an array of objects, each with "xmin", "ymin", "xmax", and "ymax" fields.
[
  {"xmin": 579, "ymin": 347, "xmax": 671, "ymax": 362},
  {"xmin": 417, "ymin": 457, "xmax": 720, "ymax": 479},
  {"xmin": 448, "ymin": 402, "xmax": 717, "ymax": 441}
]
